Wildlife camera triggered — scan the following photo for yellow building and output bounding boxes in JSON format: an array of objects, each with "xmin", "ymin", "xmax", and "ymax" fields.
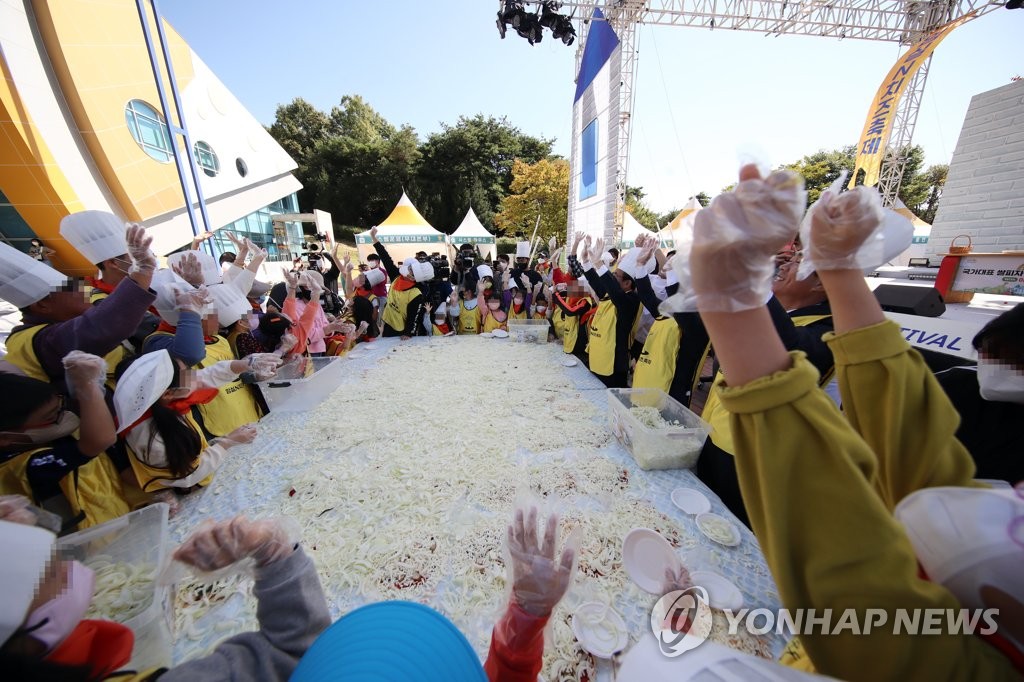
[{"xmin": 0, "ymin": 0, "xmax": 312, "ymax": 276}]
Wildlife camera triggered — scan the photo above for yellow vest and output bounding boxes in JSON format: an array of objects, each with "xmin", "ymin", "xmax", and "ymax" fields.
[
  {"xmin": 195, "ymin": 337, "xmax": 261, "ymax": 436},
  {"xmin": 704, "ymin": 314, "xmax": 832, "ymax": 454},
  {"xmin": 382, "ymin": 285, "xmax": 421, "ymax": 333},
  {"xmin": 551, "ymin": 308, "xmax": 567, "ymax": 341},
  {"xmin": 89, "ymin": 289, "xmax": 109, "ymax": 305},
  {"xmin": 126, "ymin": 412, "xmax": 215, "ymax": 491},
  {"xmin": 633, "ymin": 317, "xmax": 682, "ymax": 393},
  {"xmin": 508, "ymin": 306, "xmax": 528, "ymax": 321},
  {"xmin": 458, "ymin": 301, "xmax": 480, "ymax": 335},
  {"xmin": 483, "ymin": 314, "xmax": 507, "ymax": 333},
  {"xmin": 0, "ymin": 448, "xmax": 129, "ymax": 530},
  {"xmin": 4, "ymin": 325, "xmax": 49, "ymax": 381},
  {"xmin": 586, "ymin": 299, "xmax": 617, "ymax": 376}
]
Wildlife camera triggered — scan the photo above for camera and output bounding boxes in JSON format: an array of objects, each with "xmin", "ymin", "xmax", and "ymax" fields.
[{"xmin": 428, "ymin": 253, "xmax": 450, "ymax": 282}]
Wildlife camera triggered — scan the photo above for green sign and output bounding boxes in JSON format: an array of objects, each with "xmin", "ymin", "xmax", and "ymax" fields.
[
  {"xmin": 452, "ymin": 236, "xmax": 495, "ymax": 244},
  {"xmin": 355, "ymin": 234, "xmax": 446, "ymax": 244}
]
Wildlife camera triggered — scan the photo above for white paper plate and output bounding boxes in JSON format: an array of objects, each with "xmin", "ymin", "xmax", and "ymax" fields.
[
  {"xmin": 478, "ymin": 332, "xmax": 493, "ymax": 338},
  {"xmin": 571, "ymin": 602, "xmax": 628, "ymax": 658},
  {"xmin": 492, "ymin": 329, "xmax": 509, "ymax": 338},
  {"xmin": 671, "ymin": 487, "xmax": 711, "ymax": 515},
  {"xmin": 696, "ymin": 513, "xmax": 741, "ymax": 547},
  {"xmin": 690, "ymin": 571, "xmax": 744, "ymax": 611},
  {"xmin": 561, "ymin": 356, "xmax": 578, "ymax": 367},
  {"xmin": 622, "ymin": 528, "xmax": 682, "ymax": 594}
]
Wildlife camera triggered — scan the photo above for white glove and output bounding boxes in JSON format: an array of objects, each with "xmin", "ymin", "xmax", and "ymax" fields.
[
  {"xmin": 173, "ymin": 516, "xmax": 298, "ymax": 571},
  {"xmin": 175, "ymin": 284, "xmax": 213, "ymax": 314},
  {"xmin": 62, "ymin": 350, "xmax": 107, "ymax": 391},
  {"xmin": 688, "ymin": 167, "xmax": 806, "ymax": 312},
  {"xmin": 246, "ymin": 353, "xmax": 282, "ymax": 380},
  {"xmin": 797, "ymin": 184, "xmax": 886, "ymax": 279},
  {"xmin": 275, "ymin": 332, "xmax": 298, "ymax": 356},
  {"xmin": 126, "ymin": 224, "xmax": 157, "ymax": 275},
  {"xmin": 506, "ymin": 507, "xmax": 578, "ymax": 617},
  {"xmin": 222, "ymin": 423, "xmax": 258, "ymax": 447}
]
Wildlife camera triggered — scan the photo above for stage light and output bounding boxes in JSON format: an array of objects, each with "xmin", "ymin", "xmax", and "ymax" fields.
[
  {"xmin": 497, "ymin": 0, "xmax": 527, "ymax": 40},
  {"xmin": 497, "ymin": 0, "xmax": 575, "ymax": 47}
]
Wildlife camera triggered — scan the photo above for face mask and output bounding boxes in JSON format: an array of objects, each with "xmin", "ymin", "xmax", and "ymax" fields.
[
  {"xmin": 22, "ymin": 561, "xmax": 95, "ymax": 653},
  {"xmin": 2, "ymin": 411, "xmax": 81, "ymax": 446},
  {"xmin": 536, "ymin": 306, "xmax": 547, "ymax": 314},
  {"xmin": 977, "ymin": 359, "xmax": 1024, "ymax": 403}
]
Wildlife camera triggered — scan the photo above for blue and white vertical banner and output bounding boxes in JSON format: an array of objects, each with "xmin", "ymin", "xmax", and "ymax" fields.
[{"xmin": 569, "ymin": 8, "xmax": 620, "ymax": 245}]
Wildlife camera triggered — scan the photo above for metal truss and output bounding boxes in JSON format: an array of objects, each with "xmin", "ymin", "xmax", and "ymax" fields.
[{"xmin": 558, "ymin": 0, "xmax": 1002, "ymax": 44}]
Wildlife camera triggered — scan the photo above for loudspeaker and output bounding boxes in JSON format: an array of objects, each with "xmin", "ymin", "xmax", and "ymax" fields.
[{"xmin": 873, "ymin": 284, "xmax": 946, "ymax": 318}]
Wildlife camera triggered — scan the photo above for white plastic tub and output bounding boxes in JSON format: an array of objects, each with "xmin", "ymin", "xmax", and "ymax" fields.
[
  {"xmin": 607, "ymin": 388, "xmax": 711, "ymax": 470},
  {"xmin": 56, "ymin": 503, "xmax": 172, "ymax": 671},
  {"xmin": 257, "ymin": 355, "xmax": 345, "ymax": 412},
  {"xmin": 508, "ymin": 318, "xmax": 549, "ymax": 343}
]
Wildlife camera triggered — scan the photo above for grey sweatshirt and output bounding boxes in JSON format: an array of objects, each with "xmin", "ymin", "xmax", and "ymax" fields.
[{"xmin": 158, "ymin": 548, "xmax": 330, "ymax": 682}]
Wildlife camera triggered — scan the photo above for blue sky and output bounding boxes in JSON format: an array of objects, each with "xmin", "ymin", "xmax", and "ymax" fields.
[{"xmin": 162, "ymin": 1, "xmax": 1023, "ymax": 214}]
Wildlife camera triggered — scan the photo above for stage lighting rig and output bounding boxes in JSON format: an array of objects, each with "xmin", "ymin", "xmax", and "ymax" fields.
[{"xmin": 497, "ymin": 1, "xmax": 575, "ymax": 46}]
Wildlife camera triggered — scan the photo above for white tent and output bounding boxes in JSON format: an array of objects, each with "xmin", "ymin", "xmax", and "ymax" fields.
[
  {"xmin": 668, "ymin": 197, "xmax": 703, "ymax": 238},
  {"xmin": 620, "ymin": 211, "xmax": 660, "ymax": 249},
  {"xmin": 891, "ymin": 198, "xmax": 932, "ymax": 266},
  {"xmin": 355, "ymin": 192, "xmax": 446, "ymax": 263},
  {"xmin": 450, "ymin": 207, "xmax": 497, "ymax": 260}
]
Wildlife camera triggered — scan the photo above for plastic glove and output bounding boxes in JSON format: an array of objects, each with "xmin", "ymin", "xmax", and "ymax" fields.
[
  {"xmin": 663, "ymin": 565, "xmax": 693, "ymax": 594},
  {"xmin": 797, "ymin": 184, "xmax": 885, "ymax": 279},
  {"xmin": 62, "ymin": 350, "xmax": 107, "ymax": 392},
  {"xmin": 222, "ymin": 423, "xmax": 258, "ymax": 446},
  {"xmin": 126, "ymin": 224, "xmax": 157, "ymax": 275},
  {"xmin": 283, "ymin": 270, "xmax": 300, "ymax": 293},
  {"xmin": 173, "ymin": 516, "xmax": 299, "ymax": 571},
  {"xmin": 172, "ymin": 252, "xmax": 205, "ymax": 288},
  {"xmin": 275, "ymin": 332, "xmax": 298, "ymax": 356},
  {"xmin": 174, "ymin": 284, "xmax": 212, "ymax": 314},
  {"xmin": 0, "ymin": 495, "xmax": 60, "ymax": 531},
  {"xmin": 688, "ymin": 166, "xmax": 806, "ymax": 312},
  {"xmin": 507, "ymin": 507, "xmax": 578, "ymax": 617},
  {"xmin": 246, "ymin": 353, "xmax": 283, "ymax": 380}
]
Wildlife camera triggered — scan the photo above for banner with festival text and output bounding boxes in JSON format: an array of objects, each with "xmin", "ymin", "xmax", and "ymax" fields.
[{"xmin": 850, "ymin": 14, "xmax": 973, "ymax": 188}]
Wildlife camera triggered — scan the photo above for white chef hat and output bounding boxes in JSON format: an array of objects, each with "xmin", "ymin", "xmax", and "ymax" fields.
[
  {"xmin": 895, "ymin": 487, "xmax": 1024, "ymax": 620},
  {"xmin": 113, "ymin": 349, "xmax": 175, "ymax": 432},
  {"xmin": 601, "ymin": 253, "xmax": 614, "ymax": 266},
  {"xmin": 476, "ymin": 264, "xmax": 493, "ymax": 279},
  {"xmin": 515, "ymin": 241, "xmax": 530, "ymax": 259},
  {"xmin": 411, "ymin": 260, "xmax": 434, "ymax": 283},
  {"xmin": 617, "ymin": 247, "xmax": 657, "ymax": 280},
  {"xmin": 364, "ymin": 268, "xmax": 386, "ymax": 287},
  {"xmin": 167, "ymin": 250, "xmax": 221, "ymax": 286},
  {"xmin": 59, "ymin": 211, "xmax": 128, "ymax": 265},
  {"xmin": 434, "ymin": 302, "xmax": 447, "ymax": 317},
  {"xmin": 399, "ymin": 258, "xmax": 416, "ymax": 278},
  {"xmin": 152, "ymin": 268, "xmax": 192, "ymax": 326},
  {"xmin": 0, "ymin": 243, "xmax": 69, "ymax": 309},
  {"xmin": 208, "ymin": 282, "xmax": 250, "ymax": 327},
  {"xmin": 0, "ymin": 521, "xmax": 56, "ymax": 646}
]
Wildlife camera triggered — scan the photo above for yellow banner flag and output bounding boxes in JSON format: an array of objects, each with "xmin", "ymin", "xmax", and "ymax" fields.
[{"xmin": 850, "ymin": 15, "xmax": 973, "ymax": 188}]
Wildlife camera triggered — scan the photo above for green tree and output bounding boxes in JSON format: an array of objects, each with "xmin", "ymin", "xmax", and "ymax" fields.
[
  {"xmin": 695, "ymin": 191, "xmax": 711, "ymax": 207},
  {"xmin": 783, "ymin": 145, "xmax": 857, "ymax": 205},
  {"xmin": 914, "ymin": 164, "xmax": 948, "ymax": 224},
  {"xmin": 328, "ymin": 95, "xmax": 397, "ymax": 143},
  {"xmin": 625, "ymin": 186, "xmax": 660, "ymax": 231},
  {"xmin": 494, "ymin": 158, "xmax": 569, "ymax": 243},
  {"xmin": 267, "ymin": 98, "xmax": 332, "ymax": 209},
  {"xmin": 416, "ymin": 115, "xmax": 554, "ymax": 234}
]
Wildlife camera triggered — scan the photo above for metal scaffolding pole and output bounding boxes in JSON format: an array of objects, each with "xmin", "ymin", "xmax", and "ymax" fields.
[{"xmin": 876, "ymin": 54, "xmax": 932, "ymax": 207}]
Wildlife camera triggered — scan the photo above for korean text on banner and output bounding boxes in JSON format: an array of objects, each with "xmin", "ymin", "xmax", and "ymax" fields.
[{"xmin": 850, "ymin": 14, "xmax": 972, "ymax": 188}]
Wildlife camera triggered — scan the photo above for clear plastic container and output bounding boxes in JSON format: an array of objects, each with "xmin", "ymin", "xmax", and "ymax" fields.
[
  {"xmin": 607, "ymin": 388, "xmax": 711, "ymax": 470},
  {"xmin": 257, "ymin": 355, "xmax": 345, "ymax": 412},
  {"xmin": 507, "ymin": 318, "xmax": 549, "ymax": 343},
  {"xmin": 56, "ymin": 503, "xmax": 172, "ymax": 671}
]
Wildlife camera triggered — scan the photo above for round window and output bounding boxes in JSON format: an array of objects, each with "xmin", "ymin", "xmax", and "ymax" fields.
[
  {"xmin": 124, "ymin": 100, "xmax": 173, "ymax": 163},
  {"xmin": 194, "ymin": 141, "xmax": 219, "ymax": 177},
  {"xmin": 236, "ymin": 158, "xmax": 248, "ymax": 177}
]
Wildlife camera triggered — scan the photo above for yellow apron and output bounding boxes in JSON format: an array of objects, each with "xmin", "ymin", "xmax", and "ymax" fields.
[
  {"xmin": 89, "ymin": 289, "xmax": 110, "ymax": 305},
  {"xmin": 195, "ymin": 337, "xmax": 261, "ymax": 437},
  {"xmin": 586, "ymin": 298, "xmax": 617, "ymax": 376},
  {"xmin": 4, "ymin": 325, "xmax": 49, "ymax": 382},
  {"xmin": 458, "ymin": 301, "xmax": 480, "ymax": 335},
  {"xmin": 703, "ymin": 314, "xmax": 832, "ymax": 454},
  {"xmin": 1, "ymin": 448, "xmax": 129, "ymax": 530},
  {"xmin": 382, "ymin": 285, "xmax": 421, "ymax": 333},
  {"xmin": 508, "ymin": 306, "xmax": 528, "ymax": 321},
  {"xmin": 483, "ymin": 315, "xmax": 507, "ymax": 333},
  {"xmin": 551, "ymin": 308, "xmax": 567, "ymax": 341},
  {"xmin": 126, "ymin": 412, "xmax": 214, "ymax": 491},
  {"xmin": 633, "ymin": 317, "xmax": 682, "ymax": 393},
  {"xmin": 60, "ymin": 453, "xmax": 130, "ymax": 529}
]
